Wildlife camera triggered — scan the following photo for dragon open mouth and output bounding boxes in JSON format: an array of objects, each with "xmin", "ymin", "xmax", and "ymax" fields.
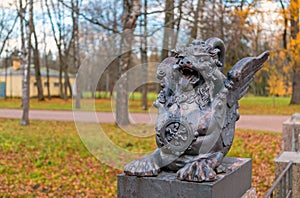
[{"xmin": 179, "ymin": 66, "xmax": 201, "ymax": 85}]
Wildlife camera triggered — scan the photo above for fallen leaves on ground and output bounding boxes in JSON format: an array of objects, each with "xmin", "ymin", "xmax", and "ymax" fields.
[
  {"xmin": 229, "ymin": 129, "xmax": 282, "ymax": 198},
  {"xmin": 0, "ymin": 119, "xmax": 281, "ymax": 197}
]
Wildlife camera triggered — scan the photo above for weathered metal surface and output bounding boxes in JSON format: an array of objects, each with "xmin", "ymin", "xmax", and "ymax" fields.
[
  {"xmin": 119, "ymin": 157, "xmax": 252, "ymax": 198},
  {"xmin": 124, "ymin": 37, "xmax": 269, "ymax": 182}
]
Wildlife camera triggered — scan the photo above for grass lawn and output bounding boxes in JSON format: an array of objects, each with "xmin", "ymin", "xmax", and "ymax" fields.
[
  {"xmin": 1, "ymin": 95, "xmax": 300, "ymax": 115},
  {"xmin": 239, "ymin": 96, "xmax": 300, "ymax": 115},
  {"xmin": 0, "ymin": 98, "xmax": 155, "ymax": 113},
  {"xmin": 0, "ymin": 118, "xmax": 281, "ymax": 197}
]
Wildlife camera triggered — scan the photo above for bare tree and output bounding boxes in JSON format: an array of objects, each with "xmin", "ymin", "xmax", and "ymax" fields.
[
  {"xmin": 19, "ymin": 0, "xmax": 32, "ymax": 126},
  {"xmin": 31, "ymin": 2, "xmax": 44, "ymax": 101},
  {"xmin": 189, "ymin": 0, "xmax": 201, "ymax": 42},
  {"xmin": 0, "ymin": 4, "xmax": 18, "ymax": 100},
  {"xmin": 172, "ymin": 0, "xmax": 184, "ymax": 48},
  {"xmin": 116, "ymin": 0, "xmax": 141, "ymax": 125},
  {"xmin": 46, "ymin": 0, "xmax": 73, "ymax": 100},
  {"xmin": 71, "ymin": 0, "xmax": 81, "ymax": 108},
  {"xmin": 45, "ymin": 0, "xmax": 64, "ymax": 98},
  {"xmin": 41, "ymin": 0, "xmax": 51, "ymax": 99},
  {"xmin": 0, "ymin": 7, "xmax": 18, "ymax": 56},
  {"xmin": 161, "ymin": 0, "xmax": 174, "ymax": 60},
  {"xmin": 140, "ymin": 0, "xmax": 148, "ymax": 110}
]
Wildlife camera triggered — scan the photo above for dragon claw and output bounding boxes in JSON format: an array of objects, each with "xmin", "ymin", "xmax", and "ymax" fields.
[
  {"xmin": 176, "ymin": 159, "xmax": 218, "ymax": 182},
  {"xmin": 124, "ymin": 156, "xmax": 160, "ymax": 177}
]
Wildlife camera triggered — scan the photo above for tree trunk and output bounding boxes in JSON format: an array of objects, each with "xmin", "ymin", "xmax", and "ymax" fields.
[
  {"xmin": 116, "ymin": 58, "xmax": 130, "ymax": 125},
  {"xmin": 4, "ymin": 55, "xmax": 8, "ymax": 99},
  {"xmin": 219, "ymin": 0, "xmax": 225, "ymax": 40},
  {"xmin": 141, "ymin": 0, "xmax": 148, "ymax": 110},
  {"xmin": 291, "ymin": 71, "xmax": 300, "ymax": 105},
  {"xmin": 63, "ymin": 68, "xmax": 72, "ymax": 100},
  {"xmin": 116, "ymin": 0, "xmax": 141, "ymax": 126},
  {"xmin": 72, "ymin": 0, "xmax": 81, "ymax": 108},
  {"xmin": 279, "ymin": 0, "xmax": 288, "ymax": 49},
  {"xmin": 41, "ymin": 0, "xmax": 51, "ymax": 99},
  {"xmin": 46, "ymin": 53, "xmax": 51, "ymax": 99},
  {"xmin": 58, "ymin": 52, "xmax": 64, "ymax": 99},
  {"xmin": 290, "ymin": 0, "xmax": 300, "ymax": 105},
  {"xmin": 20, "ymin": 0, "xmax": 32, "ymax": 126},
  {"xmin": 32, "ymin": 29, "xmax": 45, "ymax": 101},
  {"xmin": 161, "ymin": 0, "xmax": 174, "ymax": 60},
  {"xmin": 189, "ymin": 0, "xmax": 201, "ymax": 43},
  {"xmin": 171, "ymin": 0, "xmax": 183, "ymax": 49},
  {"xmin": 45, "ymin": 0, "xmax": 65, "ymax": 99}
]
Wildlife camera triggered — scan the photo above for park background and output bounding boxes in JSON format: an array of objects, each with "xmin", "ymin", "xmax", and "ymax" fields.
[{"xmin": 0, "ymin": 0, "xmax": 300, "ymax": 197}]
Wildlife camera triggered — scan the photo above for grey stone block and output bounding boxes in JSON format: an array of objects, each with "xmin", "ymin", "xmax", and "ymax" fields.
[
  {"xmin": 118, "ymin": 157, "xmax": 252, "ymax": 198},
  {"xmin": 282, "ymin": 118, "xmax": 300, "ymax": 152},
  {"xmin": 275, "ymin": 152, "xmax": 300, "ymax": 198}
]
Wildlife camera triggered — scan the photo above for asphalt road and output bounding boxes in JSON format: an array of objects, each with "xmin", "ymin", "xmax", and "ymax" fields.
[{"xmin": 0, "ymin": 109, "xmax": 290, "ymax": 133}]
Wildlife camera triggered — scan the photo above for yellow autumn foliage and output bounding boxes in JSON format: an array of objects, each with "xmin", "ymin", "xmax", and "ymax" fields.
[
  {"xmin": 266, "ymin": 48, "xmax": 293, "ymax": 96},
  {"xmin": 267, "ymin": 65, "xmax": 287, "ymax": 96},
  {"xmin": 288, "ymin": 32, "xmax": 300, "ymax": 68},
  {"xmin": 264, "ymin": 0, "xmax": 299, "ymax": 98}
]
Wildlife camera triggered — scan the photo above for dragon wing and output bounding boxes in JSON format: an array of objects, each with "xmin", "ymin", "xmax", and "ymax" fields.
[{"xmin": 221, "ymin": 51, "xmax": 270, "ymax": 151}]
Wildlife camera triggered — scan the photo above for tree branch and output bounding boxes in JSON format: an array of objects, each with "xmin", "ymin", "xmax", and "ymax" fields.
[
  {"xmin": 0, "ymin": 14, "xmax": 18, "ymax": 56},
  {"xmin": 57, "ymin": 0, "xmax": 120, "ymax": 33}
]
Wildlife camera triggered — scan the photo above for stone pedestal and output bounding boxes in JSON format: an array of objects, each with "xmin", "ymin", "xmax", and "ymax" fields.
[
  {"xmin": 118, "ymin": 157, "xmax": 252, "ymax": 198},
  {"xmin": 275, "ymin": 152, "xmax": 300, "ymax": 198},
  {"xmin": 282, "ymin": 114, "xmax": 300, "ymax": 152}
]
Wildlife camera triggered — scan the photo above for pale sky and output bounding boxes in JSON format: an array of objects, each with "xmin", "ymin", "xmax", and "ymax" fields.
[{"xmin": 1, "ymin": 0, "xmax": 285, "ymax": 58}]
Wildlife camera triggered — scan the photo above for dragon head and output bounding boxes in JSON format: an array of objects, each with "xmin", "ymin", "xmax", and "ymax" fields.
[{"xmin": 172, "ymin": 38, "xmax": 225, "ymax": 87}]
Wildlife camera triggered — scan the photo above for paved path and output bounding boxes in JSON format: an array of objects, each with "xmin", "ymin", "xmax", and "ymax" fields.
[{"xmin": 0, "ymin": 109, "xmax": 290, "ymax": 132}]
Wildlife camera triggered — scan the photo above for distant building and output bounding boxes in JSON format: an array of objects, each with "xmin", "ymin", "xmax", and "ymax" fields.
[{"xmin": 0, "ymin": 58, "xmax": 75, "ymax": 98}]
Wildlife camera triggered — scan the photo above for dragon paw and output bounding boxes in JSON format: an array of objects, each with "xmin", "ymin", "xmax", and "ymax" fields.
[
  {"xmin": 124, "ymin": 156, "xmax": 160, "ymax": 177},
  {"xmin": 176, "ymin": 159, "xmax": 218, "ymax": 182}
]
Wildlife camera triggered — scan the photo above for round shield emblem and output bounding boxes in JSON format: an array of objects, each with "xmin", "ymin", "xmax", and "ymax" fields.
[{"xmin": 157, "ymin": 118, "xmax": 194, "ymax": 155}]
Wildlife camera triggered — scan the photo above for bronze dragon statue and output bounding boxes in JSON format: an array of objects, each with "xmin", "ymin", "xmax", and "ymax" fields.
[{"xmin": 124, "ymin": 38, "xmax": 269, "ymax": 182}]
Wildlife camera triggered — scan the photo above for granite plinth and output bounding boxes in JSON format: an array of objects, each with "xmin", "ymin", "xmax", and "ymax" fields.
[
  {"xmin": 118, "ymin": 157, "xmax": 252, "ymax": 198},
  {"xmin": 282, "ymin": 119, "xmax": 300, "ymax": 152},
  {"xmin": 275, "ymin": 152, "xmax": 300, "ymax": 198}
]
